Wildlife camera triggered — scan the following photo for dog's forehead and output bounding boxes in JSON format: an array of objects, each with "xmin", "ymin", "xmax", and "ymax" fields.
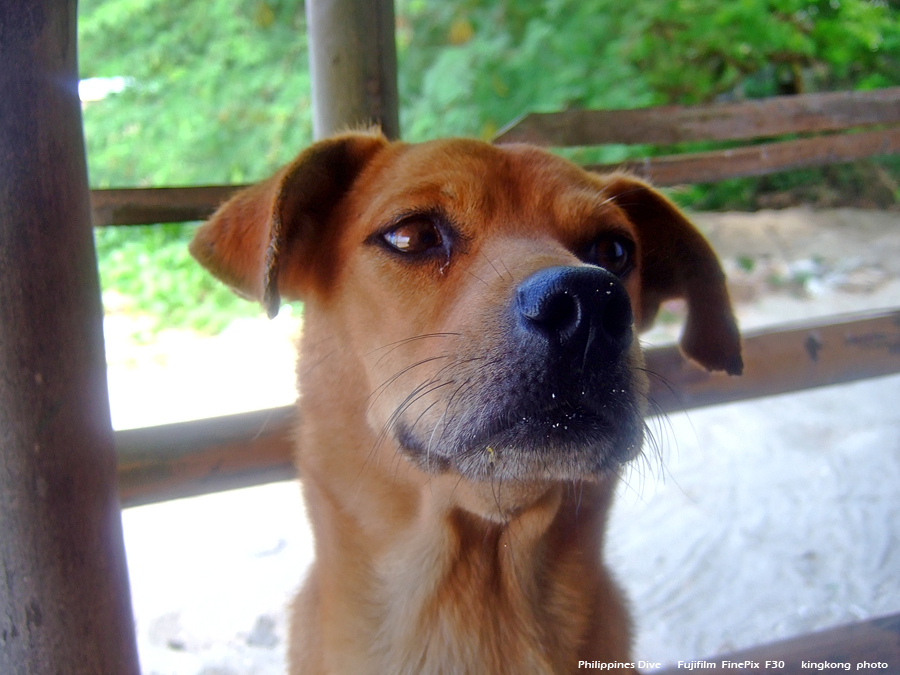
[{"xmin": 349, "ymin": 139, "xmax": 629, "ymax": 236}]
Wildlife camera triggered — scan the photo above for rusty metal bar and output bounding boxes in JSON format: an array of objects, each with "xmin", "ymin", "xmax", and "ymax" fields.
[
  {"xmin": 0, "ymin": 2, "xmax": 140, "ymax": 672},
  {"xmin": 588, "ymin": 127, "xmax": 900, "ymax": 186},
  {"xmin": 114, "ymin": 309, "xmax": 900, "ymax": 506},
  {"xmin": 495, "ymin": 87, "xmax": 900, "ymax": 147}
]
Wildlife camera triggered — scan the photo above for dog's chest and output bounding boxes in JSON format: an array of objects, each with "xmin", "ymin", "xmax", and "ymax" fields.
[{"xmin": 365, "ymin": 520, "xmax": 582, "ymax": 675}]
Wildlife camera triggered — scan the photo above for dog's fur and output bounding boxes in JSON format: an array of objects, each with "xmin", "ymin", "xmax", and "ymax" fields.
[{"xmin": 190, "ymin": 131, "xmax": 742, "ymax": 675}]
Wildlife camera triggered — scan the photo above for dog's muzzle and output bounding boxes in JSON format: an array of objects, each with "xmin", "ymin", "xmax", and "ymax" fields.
[{"xmin": 398, "ymin": 264, "xmax": 645, "ymax": 481}]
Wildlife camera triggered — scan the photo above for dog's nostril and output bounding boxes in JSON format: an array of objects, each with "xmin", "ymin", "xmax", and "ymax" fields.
[
  {"xmin": 600, "ymin": 283, "xmax": 633, "ymax": 340},
  {"xmin": 522, "ymin": 290, "xmax": 580, "ymax": 335}
]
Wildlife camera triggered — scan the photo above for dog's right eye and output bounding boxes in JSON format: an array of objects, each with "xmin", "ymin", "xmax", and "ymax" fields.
[
  {"xmin": 382, "ymin": 218, "xmax": 444, "ymax": 254},
  {"xmin": 579, "ymin": 234, "xmax": 634, "ymax": 278}
]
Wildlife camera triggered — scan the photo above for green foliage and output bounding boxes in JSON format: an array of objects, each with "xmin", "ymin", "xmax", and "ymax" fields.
[
  {"xmin": 79, "ymin": 0, "xmax": 312, "ymax": 187},
  {"xmin": 628, "ymin": 0, "xmax": 900, "ymax": 104},
  {"xmin": 397, "ymin": 0, "xmax": 900, "ymax": 211},
  {"xmin": 397, "ymin": 0, "xmax": 655, "ymax": 140},
  {"xmin": 80, "ymin": 0, "xmax": 900, "ymax": 184},
  {"xmin": 397, "ymin": 0, "xmax": 900, "ymax": 125}
]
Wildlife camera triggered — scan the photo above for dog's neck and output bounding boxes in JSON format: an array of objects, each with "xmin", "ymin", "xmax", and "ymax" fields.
[
  {"xmin": 368, "ymin": 479, "xmax": 623, "ymax": 671},
  {"xmin": 300, "ymin": 461, "xmax": 626, "ymax": 673}
]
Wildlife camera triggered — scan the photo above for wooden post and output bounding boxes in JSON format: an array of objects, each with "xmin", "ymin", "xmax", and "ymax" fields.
[
  {"xmin": 0, "ymin": 3, "xmax": 141, "ymax": 673},
  {"xmin": 306, "ymin": 0, "xmax": 400, "ymax": 140}
]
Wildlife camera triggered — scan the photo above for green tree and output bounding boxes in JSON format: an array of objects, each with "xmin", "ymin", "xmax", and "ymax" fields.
[
  {"xmin": 396, "ymin": 0, "xmax": 900, "ymax": 125},
  {"xmin": 397, "ymin": 0, "xmax": 655, "ymax": 141},
  {"xmin": 79, "ymin": 0, "xmax": 312, "ymax": 188},
  {"xmin": 628, "ymin": 0, "xmax": 900, "ymax": 104},
  {"xmin": 80, "ymin": 0, "xmax": 900, "ymax": 186}
]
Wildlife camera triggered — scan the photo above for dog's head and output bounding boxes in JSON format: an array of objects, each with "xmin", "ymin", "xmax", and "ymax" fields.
[{"xmin": 192, "ymin": 131, "xmax": 741, "ymax": 492}]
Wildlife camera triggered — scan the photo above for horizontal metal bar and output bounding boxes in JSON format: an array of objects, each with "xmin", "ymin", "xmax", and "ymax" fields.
[
  {"xmin": 587, "ymin": 127, "xmax": 900, "ymax": 186},
  {"xmin": 115, "ymin": 309, "xmax": 900, "ymax": 506},
  {"xmin": 494, "ymin": 87, "xmax": 900, "ymax": 147}
]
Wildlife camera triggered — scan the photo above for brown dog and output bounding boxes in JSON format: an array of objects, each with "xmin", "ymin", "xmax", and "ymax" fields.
[{"xmin": 190, "ymin": 130, "xmax": 742, "ymax": 675}]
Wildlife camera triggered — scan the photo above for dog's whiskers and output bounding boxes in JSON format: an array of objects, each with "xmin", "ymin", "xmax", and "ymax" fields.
[
  {"xmin": 352, "ymin": 376, "xmax": 457, "ymax": 497},
  {"xmin": 425, "ymin": 400, "xmax": 454, "ymax": 472},
  {"xmin": 480, "ymin": 249, "xmax": 510, "ymax": 283},
  {"xmin": 597, "ymin": 185, "xmax": 652, "ymax": 209},
  {"xmin": 636, "ymin": 364, "xmax": 689, "ymax": 415},
  {"xmin": 298, "ymin": 348, "xmax": 338, "ymax": 379},
  {"xmin": 488, "ymin": 473, "xmax": 508, "ymax": 528},
  {"xmin": 465, "ymin": 269, "xmax": 490, "ymax": 287},
  {"xmin": 575, "ymin": 479, "xmax": 585, "ymax": 520},
  {"xmin": 368, "ymin": 333, "xmax": 460, "ymax": 366},
  {"xmin": 496, "ymin": 256, "xmax": 513, "ymax": 282},
  {"xmin": 374, "ymin": 377, "xmax": 455, "ymax": 457},
  {"xmin": 366, "ymin": 354, "xmax": 453, "ymax": 413},
  {"xmin": 369, "ymin": 354, "xmax": 480, "ymax": 463}
]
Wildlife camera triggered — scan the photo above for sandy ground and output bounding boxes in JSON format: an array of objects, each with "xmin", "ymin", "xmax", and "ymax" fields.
[{"xmin": 110, "ymin": 207, "xmax": 900, "ymax": 674}]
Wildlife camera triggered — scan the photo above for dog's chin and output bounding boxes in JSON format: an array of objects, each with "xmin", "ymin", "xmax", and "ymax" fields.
[{"xmin": 395, "ymin": 405, "xmax": 644, "ymax": 483}]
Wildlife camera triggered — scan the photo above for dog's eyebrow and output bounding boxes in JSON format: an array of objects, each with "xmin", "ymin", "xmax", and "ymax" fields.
[
  {"xmin": 555, "ymin": 197, "xmax": 634, "ymax": 236},
  {"xmin": 393, "ymin": 180, "xmax": 461, "ymax": 203}
]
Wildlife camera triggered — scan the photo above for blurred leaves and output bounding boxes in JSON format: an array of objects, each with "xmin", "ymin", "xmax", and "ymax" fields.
[
  {"xmin": 397, "ymin": 0, "xmax": 655, "ymax": 141},
  {"xmin": 94, "ymin": 224, "xmax": 262, "ymax": 337},
  {"xmin": 395, "ymin": 0, "xmax": 900, "ymax": 136},
  {"xmin": 79, "ymin": 0, "xmax": 312, "ymax": 188},
  {"xmin": 626, "ymin": 0, "xmax": 900, "ymax": 103}
]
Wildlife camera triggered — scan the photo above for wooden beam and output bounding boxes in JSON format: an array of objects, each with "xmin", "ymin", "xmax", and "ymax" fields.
[
  {"xmin": 588, "ymin": 127, "xmax": 900, "ymax": 186},
  {"xmin": 306, "ymin": 0, "xmax": 400, "ymax": 140},
  {"xmin": 0, "ymin": 2, "xmax": 140, "ymax": 672},
  {"xmin": 115, "ymin": 310, "xmax": 900, "ymax": 506},
  {"xmin": 117, "ymin": 406, "xmax": 296, "ymax": 507},
  {"xmin": 644, "ymin": 309, "xmax": 900, "ymax": 414},
  {"xmin": 494, "ymin": 87, "xmax": 900, "ymax": 147},
  {"xmin": 656, "ymin": 612, "xmax": 900, "ymax": 674},
  {"xmin": 87, "ymin": 126, "xmax": 900, "ymax": 227},
  {"xmin": 89, "ymin": 184, "xmax": 245, "ymax": 227}
]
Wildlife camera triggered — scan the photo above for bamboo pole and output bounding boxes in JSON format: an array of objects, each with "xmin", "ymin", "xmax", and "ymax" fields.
[{"xmin": 0, "ymin": 2, "xmax": 140, "ymax": 673}]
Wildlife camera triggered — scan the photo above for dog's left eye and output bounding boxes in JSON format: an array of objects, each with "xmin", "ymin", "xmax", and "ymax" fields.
[
  {"xmin": 382, "ymin": 218, "xmax": 443, "ymax": 254},
  {"xmin": 579, "ymin": 235, "xmax": 633, "ymax": 277}
]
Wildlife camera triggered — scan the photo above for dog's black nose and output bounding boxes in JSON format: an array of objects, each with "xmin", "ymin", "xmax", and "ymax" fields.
[{"xmin": 516, "ymin": 266, "xmax": 633, "ymax": 358}]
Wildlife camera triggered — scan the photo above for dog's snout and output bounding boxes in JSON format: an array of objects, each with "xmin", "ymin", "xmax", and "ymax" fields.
[{"xmin": 516, "ymin": 266, "xmax": 633, "ymax": 355}]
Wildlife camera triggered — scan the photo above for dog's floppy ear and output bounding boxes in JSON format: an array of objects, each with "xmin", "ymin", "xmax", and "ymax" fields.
[
  {"xmin": 603, "ymin": 174, "xmax": 743, "ymax": 375},
  {"xmin": 190, "ymin": 131, "xmax": 389, "ymax": 317}
]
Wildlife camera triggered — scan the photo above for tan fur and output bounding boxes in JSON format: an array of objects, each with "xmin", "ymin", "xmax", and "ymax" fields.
[{"xmin": 191, "ymin": 131, "xmax": 742, "ymax": 675}]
